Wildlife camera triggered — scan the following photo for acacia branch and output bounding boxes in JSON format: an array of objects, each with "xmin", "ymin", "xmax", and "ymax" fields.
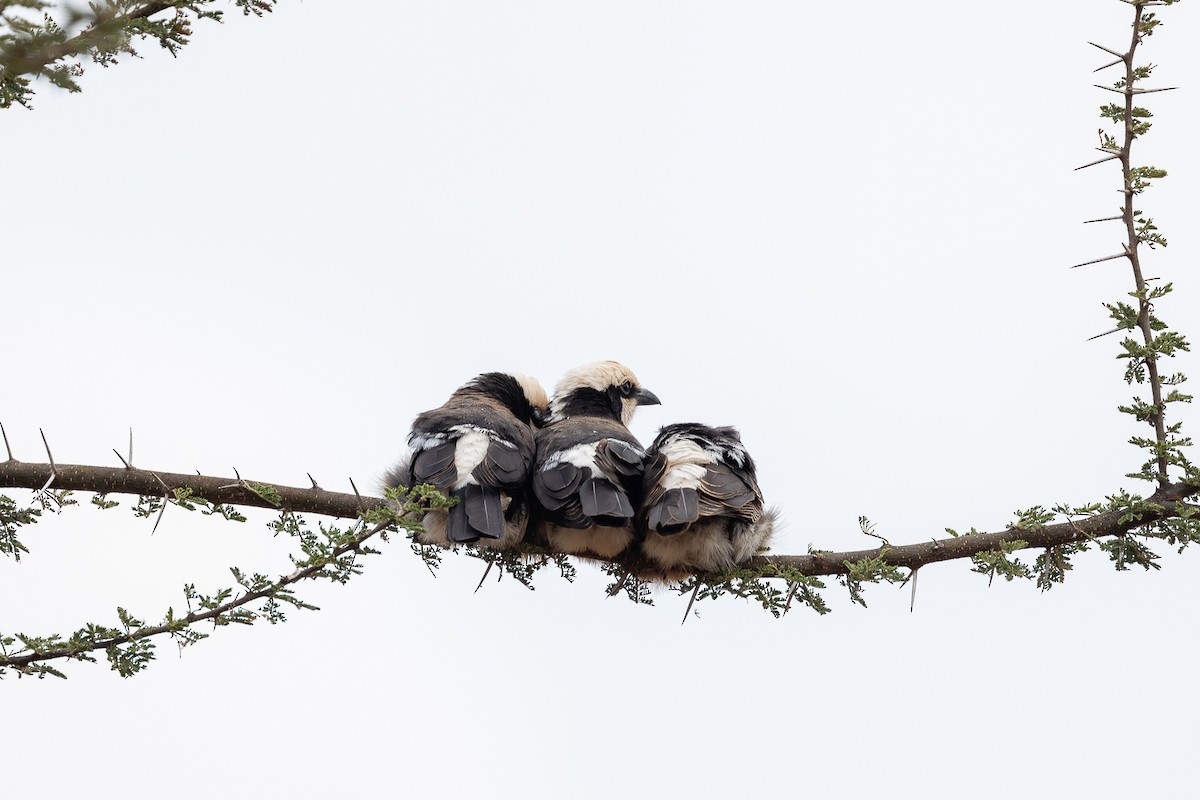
[
  {"xmin": 0, "ymin": 459, "xmax": 372, "ymax": 517},
  {"xmin": 1119, "ymin": 2, "xmax": 1170, "ymax": 485},
  {"xmin": 753, "ymin": 481, "xmax": 1196, "ymax": 576},
  {"xmin": 1, "ymin": 2, "xmax": 174, "ymax": 76},
  {"xmin": 1, "ymin": 1, "xmax": 276, "ymax": 107},
  {"xmin": 2, "ymin": 458, "xmax": 1196, "ymax": 579},
  {"xmin": 0, "ymin": 519, "xmax": 390, "ymax": 671}
]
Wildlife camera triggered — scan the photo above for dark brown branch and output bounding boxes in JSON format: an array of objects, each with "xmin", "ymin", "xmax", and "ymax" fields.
[
  {"xmin": 0, "ymin": 460, "xmax": 375, "ymax": 518},
  {"xmin": 1, "ymin": 2, "xmax": 174, "ymax": 76},
  {"xmin": 1, "ymin": 459, "xmax": 1195, "ymax": 579},
  {"xmin": 0, "ymin": 520, "xmax": 390, "ymax": 671},
  {"xmin": 750, "ymin": 482, "xmax": 1196, "ymax": 576},
  {"xmin": 1119, "ymin": 3, "xmax": 1171, "ymax": 486}
]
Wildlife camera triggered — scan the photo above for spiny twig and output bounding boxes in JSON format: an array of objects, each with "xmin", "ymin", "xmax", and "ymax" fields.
[
  {"xmin": 0, "ymin": 521, "xmax": 393, "ymax": 673},
  {"xmin": 0, "ymin": 459, "xmax": 1195, "ymax": 579}
]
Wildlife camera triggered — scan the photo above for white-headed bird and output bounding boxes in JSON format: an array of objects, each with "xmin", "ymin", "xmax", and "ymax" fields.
[
  {"xmin": 638, "ymin": 423, "xmax": 776, "ymax": 575},
  {"xmin": 532, "ymin": 361, "xmax": 661, "ymax": 559},
  {"xmin": 383, "ymin": 372, "xmax": 549, "ymax": 548}
]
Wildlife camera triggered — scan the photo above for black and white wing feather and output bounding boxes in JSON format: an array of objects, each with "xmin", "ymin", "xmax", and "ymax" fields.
[
  {"xmin": 639, "ymin": 423, "xmax": 776, "ymax": 574},
  {"xmin": 382, "ymin": 372, "xmax": 546, "ymax": 549},
  {"xmin": 532, "ymin": 419, "xmax": 647, "ymax": 559}
]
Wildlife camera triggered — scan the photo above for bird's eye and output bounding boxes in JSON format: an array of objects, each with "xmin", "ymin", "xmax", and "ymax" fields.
[{"xmin": 621, "ymin": 381, "xmax": 634, "ymax": 395}]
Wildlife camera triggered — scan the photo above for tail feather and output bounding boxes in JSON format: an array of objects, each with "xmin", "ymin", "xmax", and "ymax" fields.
[
  {"xmin": 447, "ymin": 485, "xmax": 506, "ymax": 543},
  {"xmin": 579, "ymin": 478, "xmax": 634, "ymax": 524},
  {"xmin": 646, "ymin": 487, "xmax": 700, "ymax": 534},
  {"xmin": 463, "ymin": 484, "xmax": 505, "ymax": 540},
  {"xmin": 447, "ymin": 492, "xmax": 474, "ymax": 543}
]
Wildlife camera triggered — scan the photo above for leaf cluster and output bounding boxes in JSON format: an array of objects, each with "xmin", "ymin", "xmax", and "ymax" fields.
[{"xmin": 0, "ymin": 0, "xmax": 276, "ymax": 108}]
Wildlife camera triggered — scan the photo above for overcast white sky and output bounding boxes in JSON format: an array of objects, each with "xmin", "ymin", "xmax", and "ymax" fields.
[{"xmin": 4, "ymin": 1, "xmax": 1199, "ymax": 796}]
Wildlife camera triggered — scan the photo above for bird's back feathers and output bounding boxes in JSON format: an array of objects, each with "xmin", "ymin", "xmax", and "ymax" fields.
[
  {"xmin": 384, "ymin": 372, "xmax": 546, "ymax": 548},
  {"xmin": 639, "ymin": 423, "xmax": 775, "ymax": 574},
  {"xmin": 533, "ymin": 415, "xmax": 647, "ymax": 558}
]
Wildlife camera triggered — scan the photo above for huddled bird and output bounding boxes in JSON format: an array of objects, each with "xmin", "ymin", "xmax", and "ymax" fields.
[
  {"xmin": 382, "ymin": 372, "xmax": 549, "ymax": 548},
  {"xmin": 530, "ymin": 361, "xmax": 661, "ymax": 559},
  {"xmin": 383, "ymin": 363, "xmax": 776, "ymax": 576},
  {"xmin": 638, "ymin": 422, "xmax": 776, "ymax": 576}
]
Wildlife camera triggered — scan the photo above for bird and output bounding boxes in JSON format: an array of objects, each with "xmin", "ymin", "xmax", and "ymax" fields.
[
  {"xmin": 638, "ymin": 422, "xmax": 776, "ymax": 576},
  {"xmin": 382, "ymin": 371, "xmax": 549, "ymax": 549},
  {"xmin": 531, "ymin": 361, "xmax": 661, "ymax": 559}
]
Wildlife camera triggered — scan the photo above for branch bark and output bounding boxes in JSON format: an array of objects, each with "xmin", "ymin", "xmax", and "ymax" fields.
[
  {"xmin": 0, "ymin": 459, "xmax": 371, "ymax": 517},
  {"xmin": 0, "ymin": 519, "xmax": 389, "ymax": 671},
  {"xmin": 1120, "ymin": 2, "xmax": 1170, "ymax": 486},
  {"xmin": 1, "ymin": 2, "xmax": 175, "ymax": 76},
  {"xmin": 2, "ymin": 458, "xmax": 1195, "ymax": 579}
]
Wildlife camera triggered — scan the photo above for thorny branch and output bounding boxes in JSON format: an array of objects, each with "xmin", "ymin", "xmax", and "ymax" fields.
[
  {"xmin": 1, "ymin": 1, "xmax": 276, "ymax": 108},
  {"xmin": 1076, "ymin": 1, "xmax": 1190, "ymax": 488},
  {"xmin": 2, "ymin": 2, "xmax": 173, "ymax": 75},
  {"xmin": 2, "ymin": 0, "xmax": 1196, "ymax": 677},
  {"xmin": 0, "ymin": 459, "xmax": 367, "ymax": 518},
  {"xmin": 1119, "ymin": 4, "xmax": 1170, "ymax": 485},
  {"xmin": 1, "ymin": 458, "xmax": 1196, "ymax": 580},
  {"xmin": 0, "ymin": 520, "xmax": 390, "ymax": 672}
]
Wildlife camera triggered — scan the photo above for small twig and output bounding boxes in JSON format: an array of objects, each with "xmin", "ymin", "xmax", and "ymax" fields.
[
  {"xmin": 1088, "ymin": 327, "xmax": 1123, "ymax": 341},
  {"xmin": 1092, "ymin": 84, "xmax": 1179, "ymax": 96},
  {"xmin": 1065, "ymin": 515, "xmax": 1101, "ymax": 545},
  {"xmin": 1088, "ymin": 41, "xmax": 1127, "ymax": 59},
  {"xmin": 474, "ymin": 557, "xmax": 495, "ymax": 594},
  {"xmin": 151, "ymin": 492, "xmax": 168, "ymax": 535},
  {"xmin": 782, "ymin": 582, "xmax": 798, "ymax": 616},
  {"xmin": 1, "ymin": 519, "xmax": 395, "ymax": 673},
  {"xmin": 1075, "ymin": 154, "xmax": 1121, "ymax": 171},
  {"xmin": 606, "ymin": 571, "xmax": 630, "ymax": 598},
  {"xmin": 0, "ymin": 422, "xmax": 13, "ymax": 462},
  {"xmin": 39, "ymin": 429, "xmax": 56, "ymax": 474},
  {"xmin": 859, "ymin": 517, "xmax": 890, "ymax": 547},
  {"xmin": 681, "ymin": 581, "xmax": 701, "ymax": 626},
  {"xmin": 1071, "ymin": 252, "xmax": 1128, "ymax": 269}
]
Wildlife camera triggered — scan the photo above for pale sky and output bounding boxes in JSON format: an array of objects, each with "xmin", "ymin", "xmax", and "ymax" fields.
[{"xmin": 4, "ymin": 1, "xmax": 1199, "ymax": 797}]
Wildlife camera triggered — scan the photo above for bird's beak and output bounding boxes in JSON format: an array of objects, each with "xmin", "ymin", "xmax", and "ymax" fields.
[{"xmin": 635, "ymin": 388, "xmax": 661, "ymax": 407}]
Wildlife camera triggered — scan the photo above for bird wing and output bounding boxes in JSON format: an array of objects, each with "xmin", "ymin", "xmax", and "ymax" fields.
[
  {"xmin": 640, "ymin": 452, "xmax": 700, "ymax": 534},
  {"xmin": 473, "ymin": 439, "xmax": 529, "ymax": 488},
  {"xmin": 596, "ymin": 438, "xmax": 645, "ymax": 479},
  {"xmin": 533, "ymin": 432, "xmax": 645, "ymax": 529},
  {"xmin": 409, "ymin": 439, "xmax": 458, "ymax": 489},
  {"xmin": 532, "ymin": 459, "xmax": 584, "ymax": 512},
  {"xmin": 696, "ymin": 461, "xmax": 762, "ymax": 524}
]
